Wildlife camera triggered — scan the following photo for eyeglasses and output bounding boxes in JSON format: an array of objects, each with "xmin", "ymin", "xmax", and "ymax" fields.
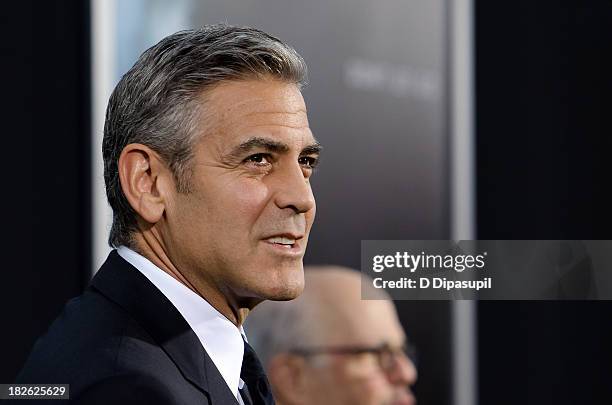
[{"xmin": 289, "ymin": 342, "xmax": 417, "ymax": 373}]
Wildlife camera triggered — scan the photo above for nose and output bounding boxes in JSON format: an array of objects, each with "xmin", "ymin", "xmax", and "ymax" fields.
[
  {"xmin": 388, "ymin": 353, "xmax": 418, "ymax": 387},
  {"xmin": 272, "ymin": 162, "xmax": 316, "ymax": 214}
]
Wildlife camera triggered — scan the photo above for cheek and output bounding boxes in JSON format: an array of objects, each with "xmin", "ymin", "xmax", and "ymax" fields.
[
  {"xmin": 217, "ymin": 179, "xmax": 271, "ymax": 224},
  {"xmin": 344, "ymin": 375, "xmax": 393, "ymax": 405},
  {"xmin": 304, "ymin": 368, "xmax": 343, "ymax": 403},
  {"xmin": 333, "ymin": 362, "xmax": 393, "ymax": 404}
]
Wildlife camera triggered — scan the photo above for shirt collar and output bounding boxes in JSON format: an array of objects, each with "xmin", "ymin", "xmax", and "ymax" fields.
[{"xmin": 117, "ymin": 246, "xmax": 245, "ymax": 399}]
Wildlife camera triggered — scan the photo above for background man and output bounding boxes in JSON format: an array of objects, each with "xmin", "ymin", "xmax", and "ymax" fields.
[
  {"xmin": 17, "ymin": 25, "xmax": 319, "ymax": 405},
  {"xmin": 245, "ymin": 266, "xmax": 417, "ymax": 405}
]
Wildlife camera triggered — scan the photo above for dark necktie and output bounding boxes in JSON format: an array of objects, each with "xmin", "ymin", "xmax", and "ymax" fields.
[{"xmin": 239, "ymin": 340, "xmax": 275, "ymax": 405}]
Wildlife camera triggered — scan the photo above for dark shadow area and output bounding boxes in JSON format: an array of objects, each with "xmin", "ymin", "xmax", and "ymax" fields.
[
  {"xmin": 476, "ymin": 1, "xmax": 612, "ymax": 404},
  {"xmin": 0, "ymin": 0, "xmax": 90, "ymax": 382}
]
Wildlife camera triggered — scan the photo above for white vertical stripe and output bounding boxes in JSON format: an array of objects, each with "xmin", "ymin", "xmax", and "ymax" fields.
[
  {"xmin": 450, "ymin": 0, "xmax": 478, "ymax": 405},
  {"xmin": 91, "ymin": 0, "xmax": 116, "ymax": 274}
]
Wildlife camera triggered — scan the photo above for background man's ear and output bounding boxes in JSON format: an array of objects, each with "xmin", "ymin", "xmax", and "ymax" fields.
[
  {"xmin": 118, "ymin": 143, "xmax": 174, "ymax": 224},
  {"xmin": 267, "ymin": 354, "xmax": 309, "ymax": 405}
]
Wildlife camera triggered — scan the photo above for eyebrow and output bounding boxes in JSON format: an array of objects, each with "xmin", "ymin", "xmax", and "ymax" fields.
[
  {"xmin": 226, "ymin": 136, "xmax": 322, "ymax": 160},
  {"xmin": 300, "ymin": 143, "xmax": 322, "ymax": 156}
]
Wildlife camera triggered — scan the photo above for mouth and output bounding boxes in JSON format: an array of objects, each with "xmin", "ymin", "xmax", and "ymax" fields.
[
  {"xmin": 394, "ymin": 391, "xmax": 416, "ymax": 405},
  {"xmin": 262, "ymin": 233, "xmax": 304, "ymax": 257}
]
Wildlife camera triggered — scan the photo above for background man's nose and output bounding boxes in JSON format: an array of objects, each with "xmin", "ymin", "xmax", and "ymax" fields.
[{"xmin": 389, "ymin": 354, "xmax": 418, "ymax": 386}]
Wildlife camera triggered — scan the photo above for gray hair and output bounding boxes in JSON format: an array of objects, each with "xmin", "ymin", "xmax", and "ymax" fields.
[{"xmin": 103, "ymin": 24, "xmax": 308, "ymax": 248}]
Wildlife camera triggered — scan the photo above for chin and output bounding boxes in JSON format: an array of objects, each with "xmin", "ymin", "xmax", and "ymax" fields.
[
  {"xmin": 260, "ymin": 265, "xmax": 305, "ymax": 301},
  {"xmin": 269, "ymin": 285, "xmax": 304, "ymax": 301}
]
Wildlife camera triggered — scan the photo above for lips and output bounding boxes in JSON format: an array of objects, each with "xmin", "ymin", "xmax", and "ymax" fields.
[
  {"xmin": 266, "ymin": 236, "xmax": 297, "ymax": 246},
  {"xmin": 261, "ymin": 233, "xmax": 305, "ymax": 256},
  {"xmin": 393, "ymin": 390, "xmax": 416, "ymax": 405},
  {"xmin": 262, "ymin": 232, "xmax": 303, "ymax": 244}
]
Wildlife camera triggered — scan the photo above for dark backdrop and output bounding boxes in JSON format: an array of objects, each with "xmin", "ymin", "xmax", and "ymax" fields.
[
  {"xmin": 476, "ymin": 1, "xmax": 612, "ymax": 404},
  {"xmin": 0, "ymin": 0, "xmax": 90, "ymax": 382}
]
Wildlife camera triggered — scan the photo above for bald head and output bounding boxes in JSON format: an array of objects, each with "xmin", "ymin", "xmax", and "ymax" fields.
[
  {"xmin": 245, "ymin": 266, "xmax": 404, "ymax": 360},
  {"xmin": 297, "ymin": 267, "xmax": 405, "ymax": 347},
  {"xmin": 245, "ymin": 266, "xmax": 417, "ymax": 405}
]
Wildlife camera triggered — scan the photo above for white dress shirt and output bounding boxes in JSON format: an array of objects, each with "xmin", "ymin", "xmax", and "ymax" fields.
[{"xmin": 117, "ymin": 246, "xmax": 246, "ymax": 404}]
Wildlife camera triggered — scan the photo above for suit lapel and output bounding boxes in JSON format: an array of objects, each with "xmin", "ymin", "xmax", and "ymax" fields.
[
  {"xmin": 205, "ymin": 357, "xmax": 241, "ymax": 404},
  {"xmin": 91, "ymin": 250, "xmax": 239, "ymax": 404}
]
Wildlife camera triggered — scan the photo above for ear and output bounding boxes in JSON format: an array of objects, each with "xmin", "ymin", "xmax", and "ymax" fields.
[
  {"xmin": 118, "ymin": 143, "xmax": 174, "ymax": 225},
  {"xmin": 267, "ymin": 354, "xmax": 309, "ymax": 405}
]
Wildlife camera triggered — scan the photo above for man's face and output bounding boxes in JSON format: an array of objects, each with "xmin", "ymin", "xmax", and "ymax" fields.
[
  {"xmin": 299, "ymin": 301, "xmax": 417, "ymax": 405},
  {"xmin": 163, "ymin": 79, "xmax": 318, "ymax": 307}
]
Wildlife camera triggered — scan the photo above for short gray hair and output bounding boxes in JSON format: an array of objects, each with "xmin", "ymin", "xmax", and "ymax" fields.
[{"xmin": 103, "ymin": 24, "xmax": 308, "ymax": 248}]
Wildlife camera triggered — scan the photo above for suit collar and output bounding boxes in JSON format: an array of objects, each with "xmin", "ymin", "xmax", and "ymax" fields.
[
  {"xmin": 116, "ymin": 246, "xmax": 246, "ymax": 398},
  {"xmin": 90, "ymin": 250, "xmax": 238, "ymax": 404}
]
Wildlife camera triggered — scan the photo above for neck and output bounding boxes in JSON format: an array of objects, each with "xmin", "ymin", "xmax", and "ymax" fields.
[{"xmin": 130, "ymin": 229, "xmax": 252, "ymax": 326}]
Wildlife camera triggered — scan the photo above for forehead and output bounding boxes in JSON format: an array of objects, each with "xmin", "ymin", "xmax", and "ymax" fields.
[
  {"xmin": 341, "ymin": 300, "xmax": 405, "ymax": 346},
  {"xmin": 314, "ymin": 293, "xmax": 405, "ymax": 346},
  {"xmin": 200, "ymin": 78, "xmax": 313, "ymax": 146}
]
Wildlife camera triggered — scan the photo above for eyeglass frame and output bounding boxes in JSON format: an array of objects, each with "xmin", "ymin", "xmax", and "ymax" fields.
[{"xmin": 288, "ymin": 342, "xmax": 417, "ymax": 373}]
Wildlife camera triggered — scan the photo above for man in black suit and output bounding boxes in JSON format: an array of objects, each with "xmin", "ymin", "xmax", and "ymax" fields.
[{"xmin": 17, "ymin": 25, "xmax": 319, "ymax": 405}]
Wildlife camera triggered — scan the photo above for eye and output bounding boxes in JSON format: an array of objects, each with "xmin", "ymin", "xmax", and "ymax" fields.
[
  {"xmin": 299, "ymin": 156, "xmax": 319, "ymax": 169},
  {"xmin": 244, "ymin": 153, "xmax": 272, "ymax": 166}
]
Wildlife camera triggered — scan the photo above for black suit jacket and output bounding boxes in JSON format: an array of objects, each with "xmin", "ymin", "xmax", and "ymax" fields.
[{"xmin": 16, "ymin": 251, "xmax": 240, "ymax": 404}]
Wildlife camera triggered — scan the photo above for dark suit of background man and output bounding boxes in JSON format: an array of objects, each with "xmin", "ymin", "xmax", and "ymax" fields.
[{"xmin": 17, "ymin": 24, "xmax": 320, "ymax": 405}]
